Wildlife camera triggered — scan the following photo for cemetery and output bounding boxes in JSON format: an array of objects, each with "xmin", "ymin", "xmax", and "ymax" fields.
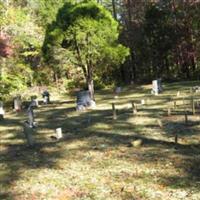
[
  {"xmin": 1, "ymin": 0, "xmax": 200, "ymax": 199},
  {"xmin": 1, "ymin": 81, "xmax": 200, "ymax": 199}
]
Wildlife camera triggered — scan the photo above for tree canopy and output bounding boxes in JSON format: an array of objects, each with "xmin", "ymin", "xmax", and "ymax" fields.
[{"xmin": 43, "ymin": 0, "xmax": 129, "ymax": 98}]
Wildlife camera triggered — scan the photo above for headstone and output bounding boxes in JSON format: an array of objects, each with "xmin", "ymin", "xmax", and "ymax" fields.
[
  {"xmin": 192, "ymin": 86, "xmax": 200, "ymax": 93},
  {"xmin": 42, "ymin": 90, "xmax": 50, "ymax": 104},
  {"xmin": 131, "ymin": 139, "xmax": 142, "ymax": 147},
  {"xmin": 141, "ymin": 99, "xmax": 145, "ymax": 105},
  {"xmin": 151, "ymin": 79, "xmax": 162, "ymax": 95},
  {"xmin": 13, "ymin": 96, "xmax": 22, "ymax": 112},
  {"xmin": 115, "ymin": 87, "xmax": 122, "ymax": 94},
  {"xmin": 27, "ymin": 100, "xmax": 37, "ymax": 128},
  {"xmin": 76, "ymin": 90, "xmax": 96, "ymax": 111},
  {"xmin": 0, "ymin": 101, "xmax": 5, "ymax": 120},
  {"xmin": 23, "ymin": 121, "xmax": 35, "ymax": 147},
  {"xmin": 31, "ymin": 96, "xmax": 39, "ymax": 107},
  {"xmin": 56, "ymin": 128, "xmax": 62, "ymax": 139}
]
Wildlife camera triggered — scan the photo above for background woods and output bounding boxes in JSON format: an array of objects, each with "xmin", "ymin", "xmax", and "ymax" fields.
[{"xmin": 0, "ymin": 0, "xmax": 200, "ymax": 97}]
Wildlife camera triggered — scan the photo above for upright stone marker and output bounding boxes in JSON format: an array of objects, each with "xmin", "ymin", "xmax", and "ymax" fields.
[
  {"xmin": 23, "ymin": 121, "xmax": 35, "ymax": 147},
  {"xmin": 112, "ymin": 103, "xmax": 117, "ymax": 120},
  {"xmin": 0, "ymin": 101, "xmax": 5, "ymax": 120},
  {"xmin": 152, "ymin": 79, "xmax": 162, "ymax": 95},
  {"xmin": 31, "ymin": 96, "xmax": 39, "ymax": 107},
  {"xmin": 141, "ymin": 99, "xmax": 145, "ymax": 105},
  {"xmin": 114, "ymin": 86, "xmax": 121, "ymax": 99},
  {"xmin": 115, "ymin": 87, "xmax": 121, "ymax": 94},
  {"xmin": 192, "ymin": 86, "xmax": 200, "ymax": 93},
  {"xmin": 27, "ymin": 100, "xmax": 37, "ymax": 128},
  {"xmin": 131, "ymin": 101, "xmax": 137, "ymax": 115},
  {"xmin": 76, "ymin": 90, "xmax": 96, "ymax": 111},
  {"xmin": 42, "ymin": 90, "xmax": 50, "ymax": 104},
  {"xmin": 56, "ymin": 128, "xmax": 63, "ymax": 139},
  {"xmin": 13, "ymin": 96, "xmax": 22, "ymax": 112}
]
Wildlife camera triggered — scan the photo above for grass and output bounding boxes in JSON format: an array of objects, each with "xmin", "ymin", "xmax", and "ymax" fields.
[{"xmin": 1, "ymin": 81, "xmax": 200, "ymax": 199}]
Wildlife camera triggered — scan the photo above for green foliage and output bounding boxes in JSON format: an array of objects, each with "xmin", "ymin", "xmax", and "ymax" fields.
[
  {"xmin": 43, "ymin": 0, "xmax": 129, "ymax": 90},
  {"xmin": 0, "ymin": 58, "xmax": 34, "ymax": 99}
]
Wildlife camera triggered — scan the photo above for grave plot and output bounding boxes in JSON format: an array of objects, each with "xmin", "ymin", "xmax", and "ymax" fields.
[{"xmin": 1, "ymin": 82, "xmax": 200, "ymax": 200}]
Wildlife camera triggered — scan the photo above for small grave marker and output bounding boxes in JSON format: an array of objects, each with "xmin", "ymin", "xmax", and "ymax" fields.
[
  {"xmin": 13, "ymin": 96, "xmax": 22, "ymax": 112},
  {"xmin": 157, "ymin": 119, "xmax": 163, "ymax": 128},
  {"xmin": 175, "ymin": 134, "xmax": 178, "ymax": 145},
  {"xmin": 191, "ymin": 96, "xmax": 195, "ymax": 115},
  {"xmin": 42, "ymin": 90, "xmax": 50, "ymax": 104},
  {"xmin": 131, "ymin": 101, "xmax": 137, "ymax": 115},
  {"xmin": 167, "ymin": 107, "xmax": 171, "ymax": 116},
  {"xmin": 31, "ymin": 96, "xmax": 39, "ymax": 107},
  {"xmin": 174, "ymin": 100, "xmax": 177, "ymax": 109},
  {"xmin": 0, "ymin": 101, "xmax": 5, "ymax": 120},
  {"xmin": 56, "ymin": 128, "xmax": 63, "ymax": 139},
  {"xmin": 23, "ymin": 121, "xmax": 35, "ymax": 147},
  {"xmin": 115, "ymin": 86, "xmax": 122, "ymax": 94},
  {"xmin": 141, "ymin": 99, "xmax": 145, "ymax": 105},
  {"xmin": 27, "ymin": 100, "xmax": 37, "ymax": 128},
  {"xmin": 112, "ymin": 103, "xmax": 117, "ymax": 120},
  {"xmin": 192, "ymin": 86, "xmax": 200, "ymax": 93},
  {"xmin": 151, "ymin": 79, "xmax": 162, "ymax": 95},
  {"xmin": 131, "ymin": 139, "xmax": 142, "ymax": 147},
  {"xmin": 184, "ymin": 109, "xmax": 188, "ymax": 124}
]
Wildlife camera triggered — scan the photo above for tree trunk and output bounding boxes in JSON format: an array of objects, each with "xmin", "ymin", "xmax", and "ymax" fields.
[{"xmin": 112, "ymin": 0, "xmax": 117, "ymax": 20}]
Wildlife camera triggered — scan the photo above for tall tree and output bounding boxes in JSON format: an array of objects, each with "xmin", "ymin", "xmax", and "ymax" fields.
[{"xmin": 43, "ymin": 0, "xmax": 129, "ymax": 99}]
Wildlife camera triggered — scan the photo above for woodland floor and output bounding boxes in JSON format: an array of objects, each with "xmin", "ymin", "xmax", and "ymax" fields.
[{"xmin": 1, "ymin": 81, "xmax": 200, "ymax": 200}]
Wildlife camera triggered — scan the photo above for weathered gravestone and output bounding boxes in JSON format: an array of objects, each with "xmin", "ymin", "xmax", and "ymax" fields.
[
  {"xmin": 23, "ymin": 121, "xmax": 35, "ymax": 147},
  {"xmin": 0, "ymin": 101, "xmax": 5, "ymax": 120},
  {"xmin": 55, "ymin": 128, "xmax": 63, "ymax": 139},
  {"xmin": 13, "ymin": 95, "xmax": 22, "ymax": 112},
  {"xmin": 42, "ymin": 90, "xmax": 50, "ymax": 104},
  {"xmin": 23, "ymin": 100, "xmax": 38, "ymax": 147},
  {"xmin": 76, "ymin": 90, "xmax": 96, "ymax": 111},
  {"xmin": 31, "ymin": 96, "xmax": 39, "ymax": 107},
  {"xmin": 27, "ymin": 100, "xmax": 37, "ymax": 128},
  {"xmin": 115, "ymin": 87, "xmax": 122, "ymax": 94},
  {"xmin": 192, "ymin": 86, "xmax": 200, "ymax": 93},
  {"xmin": 151, "ymin": 79, "xmax": 162, "ymax": 95},
  {"xmin": 114, "ymin": 86, "xmax": 122, "ymax": 99}
]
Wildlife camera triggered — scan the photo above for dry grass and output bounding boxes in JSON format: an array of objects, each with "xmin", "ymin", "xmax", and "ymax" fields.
[{"xmin": 1, "ymin": 81, "xmax": 200, "ymax": 200}]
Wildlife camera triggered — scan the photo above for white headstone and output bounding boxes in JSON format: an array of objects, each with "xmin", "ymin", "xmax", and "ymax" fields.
[
  {"xmin": 152, "ymin": 80, "xmax": 159, "ymax": 95},
  {"xmin": 152, "ymin": 79, "xmax": 162, "ymax": 95},
  {"xmin": 42, "ymin": 91, "xmax": 50, "ymax": 104},
  {"xmin": 115, "ymin": 87, "xmax": 122, "ymax": 94},
  {"xmin": 56, "ymin": 128, "xmax": 62, "ymax": 139},
  {"xmin": 141, "ymin": 99, "xmax": 145, "ymax": 105},
  {"xmin": 0, "ymin": 101, "xmax": 5, "ymax": 119},
  {"xmin": 14, "ymin": 96, "xmax": 22, "ymax": 111}
]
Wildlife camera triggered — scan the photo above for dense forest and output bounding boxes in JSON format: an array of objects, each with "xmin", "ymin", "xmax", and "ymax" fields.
[{"xmin": 0, "ymin": 0, "xmax": 200, "ymax": 98}]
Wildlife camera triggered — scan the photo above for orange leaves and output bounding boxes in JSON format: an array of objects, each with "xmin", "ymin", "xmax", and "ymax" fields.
[{"xmin": 0, "ymin": 33, "xmax": 13, "ymax": 57}]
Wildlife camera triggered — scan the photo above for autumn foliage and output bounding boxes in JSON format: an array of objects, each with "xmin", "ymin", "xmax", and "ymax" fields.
[{"xmin": 0, "ymin": 33, "xmax": 13, "ymax": 57}]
